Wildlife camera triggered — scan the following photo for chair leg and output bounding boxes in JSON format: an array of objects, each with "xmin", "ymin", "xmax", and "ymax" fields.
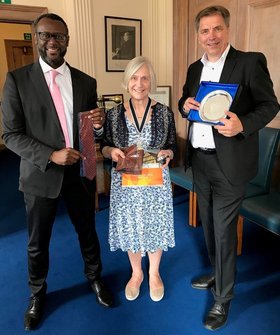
[
  {"xmin": 237, "ymin": 215, "xmax": 244, "ymax": 256},
  {"xmin": 189, "ymin": 191, "xmax": 199, "ymax": 227},
  {"xmin": 192, "ymin": 191, "xmax": 198, "ymax": 227},
  {"xmin": 189, "ymin": 191, "xmax": 194, "ymax": 226}
]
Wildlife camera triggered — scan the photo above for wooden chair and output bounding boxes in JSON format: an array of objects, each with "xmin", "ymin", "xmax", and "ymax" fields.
[
  {"xmin": 239, "ymin": 191, "xmax": 280, "ymax": 240},
  {"xmin": 170, "ymin": 128, "xmax": 280, "ymax": 257},
  {"xmin": 237, "ymin": 127, "xmax": 280, "ymax": 255},
  {"xmin": 169, "ymin": 166, "xmax": 198, "ymax": 227}
]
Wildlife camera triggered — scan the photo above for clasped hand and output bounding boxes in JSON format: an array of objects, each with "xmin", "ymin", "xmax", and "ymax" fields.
[
  {"xmin": 214, "ymin": 111, "xmax": 243, "ymax": 137},
  {"xmin": 49, "ymin": 148, "xmax": 83, "ymax": 166},
  {"xmin": 110, "ymin": 148, "xmax": 172, "ymax": 169},
  {"xmin": 86, "ymin": 107, "xmax": 105, "ymax": 129},
  {"xmin": 49, "ymin": 108, "xmax": 106, "ymax": 166},
  {"xmin": 157, "ymin": 149, "xmax": 172, "ymax": 168}
]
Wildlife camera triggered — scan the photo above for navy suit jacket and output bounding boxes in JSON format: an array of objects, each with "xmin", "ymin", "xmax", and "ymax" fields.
[
  {"xmin": 178, "ymin": 46, "xmax": 279, "ymax": 185},
  {"xmin": 2, "ymin": 61, "xmax": 98, "ymax": 198}
]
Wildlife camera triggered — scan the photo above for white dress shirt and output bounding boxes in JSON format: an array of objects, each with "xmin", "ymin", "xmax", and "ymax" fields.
[
  {"xmin": 190, "ymin": 44, "xmax": 230, "ymax": 149},
  {"xmin": 39, "ymin": 58, "xmax": 74, "ymax": 147}
]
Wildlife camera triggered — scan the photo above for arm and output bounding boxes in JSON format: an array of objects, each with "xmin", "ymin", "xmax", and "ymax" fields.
[
  {"xmin": 163, "ymin": 107, "xmax": 177, "ymax": 154},
  {"xmin": 215, "ymin": 53, "xmax": 279, "ymax": 137},
  {"xmin": 178, "ymin": 69, "xmax": 191, "ymax": 118},
  {"xmin": 2, "ymin": 72, "xmax": 54, "ymax": 171},
  {"xmin": 101, "ymin": 109, "xmax": 126, "ymax": 163},
  {"xmin": 102, "ymin": 146, "xmax": 125, "ymax": 162},
  {"xmin": 156, "ymin": 106, "xmax": 177, "ymax": 168},
  {"xmin": 238, "ymin": 52, "xmax": 279, "ymax": 135},
  {"xmin": 178, "ymin": 62, "xmax": 202, "ymax": 118}
]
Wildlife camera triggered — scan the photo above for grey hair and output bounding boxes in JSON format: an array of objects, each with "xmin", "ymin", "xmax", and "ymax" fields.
[
  {"xmin": 195, "ymin": 6, "xmax": 230, "ymax": 32},
  {"xmin": 121, "ymin": 56, "xmax": 157, "ymax": 93}
]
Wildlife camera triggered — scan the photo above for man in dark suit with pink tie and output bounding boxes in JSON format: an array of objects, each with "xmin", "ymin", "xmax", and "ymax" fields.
[
  {"xmin": 2, "ymin": 13, "xmax": 113, "ymax": 331},
  {"xmin": 178, "ymin": 5, "xmax": 279, "ymax": 331}
]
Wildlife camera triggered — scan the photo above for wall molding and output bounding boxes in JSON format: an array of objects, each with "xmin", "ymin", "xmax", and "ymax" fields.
[
  {"xmin": 63, "ymin": 0, "xmax": 96, "ymax": 77},
  {"xmin": 147, "ymin": 0, "xmax": 173, "ymax": 86}
]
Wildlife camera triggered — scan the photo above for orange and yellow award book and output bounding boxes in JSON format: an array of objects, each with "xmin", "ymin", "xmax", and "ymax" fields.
[{"xmin": 122, "ymin": 167, "xmax": 163, "ymax": 187}]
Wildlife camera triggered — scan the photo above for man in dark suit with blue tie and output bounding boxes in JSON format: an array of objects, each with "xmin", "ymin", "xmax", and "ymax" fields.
[
  {"xmin": 2, "ymin": 13, "xmax": 113, "ymax": 331},
  {"xmin": 178, "ymin": 5, "xmax": 279, "ymax": 331}
]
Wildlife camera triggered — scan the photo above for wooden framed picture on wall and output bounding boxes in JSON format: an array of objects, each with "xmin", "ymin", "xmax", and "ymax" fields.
[
  {"xmin": 105, "ymin": 16, "xmax": 142, "ymax": 72},
  {"xmin": 149, "ymin": 86, "xmax": 171, "ymax": 107}
]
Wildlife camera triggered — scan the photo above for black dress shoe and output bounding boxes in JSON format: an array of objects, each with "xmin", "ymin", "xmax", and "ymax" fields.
[
  {"xmin": 191, "ymin": 274, "xmax": 215, "ymax": 290},
  {"xmin": 204, "ymin": 301, "xmax": 230, "ymax": 331},
  {"xmin": 90, "ymin": 280, "xmax": 113, "ymax": 307},
  {"xmin": 24, "ymin": 295, "xmax": 45, "ymax": 331}
]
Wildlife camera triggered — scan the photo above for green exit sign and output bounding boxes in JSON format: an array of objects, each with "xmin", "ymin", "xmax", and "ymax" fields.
[
  {"xmin": 0, "ymin": 0, "xmax": 12, "ymax": 4},
  {"xmin": 24, "ymin": 33, "xmax": 32, "ymax": 41}
]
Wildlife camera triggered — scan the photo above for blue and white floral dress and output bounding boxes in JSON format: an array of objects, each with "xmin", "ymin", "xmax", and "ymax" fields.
[{"xmin": 103, "ymin": 103, "xmax": 176, "ymax": 256}]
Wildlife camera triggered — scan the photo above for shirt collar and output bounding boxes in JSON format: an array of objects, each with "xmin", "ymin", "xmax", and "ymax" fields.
[
  {"xmin": 39, "ymin": 57, "xmax": 67, "ymax": 75},
  {"xmin": 201, "ymin": 43, "xmax": 231, "ymax": 66}
]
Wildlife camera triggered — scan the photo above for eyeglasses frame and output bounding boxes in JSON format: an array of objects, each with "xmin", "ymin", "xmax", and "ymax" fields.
[{"xmin": 36, "ymin": 32, "xmax": 68, "ymax": 42}]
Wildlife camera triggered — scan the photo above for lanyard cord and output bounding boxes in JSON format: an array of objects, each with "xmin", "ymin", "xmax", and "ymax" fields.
[{"xmin": 129, "ymin": 97, "xmax": 152, "ymax": 133}]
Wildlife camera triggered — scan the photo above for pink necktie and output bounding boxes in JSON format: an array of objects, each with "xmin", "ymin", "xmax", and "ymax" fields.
[
  {"xmin": 78, "ymin": 111, "xmax": 97, "ymax": 180},
  {"xmin": 49, "ymin": 70, "xmax": 71, "ymax": 147}
]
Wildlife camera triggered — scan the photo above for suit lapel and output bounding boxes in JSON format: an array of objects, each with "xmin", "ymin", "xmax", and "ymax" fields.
[
  {"xmin": 192, "ymin": 46, "xmax": 238, "ymax": 85},
  {"xmin": 29, "ymin": 62, "xmax": 62, "ymax": 129},
  {"xmin": 69, "ymin": 66, "xmax": 81, "ymax": 146},
  {"xmin": 30, "ymin": 62, "xmax": 51, "ymax": 101},
  {"xmin": 192, "ymin": 61, "xmax": 203, "ymax": 95},
  {"xmin": 30, "ymin": 62, "xmax": 60, "ymax": 121},
  {"xmin": 220, "ymin": 46, "xmax": 238, "ymax": 83}
]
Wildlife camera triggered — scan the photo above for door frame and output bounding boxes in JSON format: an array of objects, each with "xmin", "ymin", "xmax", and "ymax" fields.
[
  {"xmin": 0, "ymin": 4, "xmax": 47, "ymax": 23},
  {"xmin": 0, "ymin": 4, "xmax": 48, "ymax": 59}
]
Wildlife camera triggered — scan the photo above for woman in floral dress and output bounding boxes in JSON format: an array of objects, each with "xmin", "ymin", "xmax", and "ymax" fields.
[{"xmin": 101, "ymin": 56, "xmax": 176, "ymax": 302}]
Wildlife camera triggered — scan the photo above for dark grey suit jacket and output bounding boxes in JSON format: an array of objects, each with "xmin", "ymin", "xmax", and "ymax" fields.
[
  {"xmin": 2, "ymin": 61, "xmax": 98, "ymax": 198},
  {"xmin": 178, "ymin": 46, "xmax": 279, "ymax": 185}
]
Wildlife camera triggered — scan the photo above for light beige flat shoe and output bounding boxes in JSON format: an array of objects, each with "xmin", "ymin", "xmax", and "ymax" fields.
[
  {"xmin": 125, "ymin": 273, "xmax": 143, "ymax": 301},
  {"xmin": 150, "ymin": 286, "xmax": 164, "ymax": 302}
]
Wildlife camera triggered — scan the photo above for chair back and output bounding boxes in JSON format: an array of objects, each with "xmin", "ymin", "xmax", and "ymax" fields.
[
  {"xmin": 169, "ymin": 166, "xmax": 193, "ymax": 191},
  {"xmin": 240, "ymin": 191, "xmax": 280, "ymax": 235},
  {"xmin": 249, "ymin": 127, "xmax": 280, "ymax": 193}
]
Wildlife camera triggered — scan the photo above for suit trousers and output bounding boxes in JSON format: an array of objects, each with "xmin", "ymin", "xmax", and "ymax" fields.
[
  {"xmin": 23, "ymin": 165, "xmax": 102, "ymax": 296},
  {"xmin": 192, "ymin": 149, "xmax": 246, "ymax": 303}
]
